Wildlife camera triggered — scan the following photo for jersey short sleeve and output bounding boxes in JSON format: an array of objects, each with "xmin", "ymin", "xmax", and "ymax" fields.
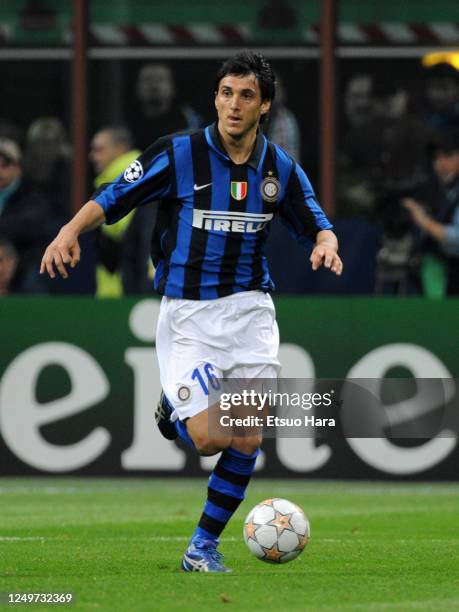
[
  {"xmin": 93, "ymin": 137, "xmax": 171, "ymax": 225},
  {"xmin": 278, "ymin": 162, "xmax": 333, "ymax": 247}
]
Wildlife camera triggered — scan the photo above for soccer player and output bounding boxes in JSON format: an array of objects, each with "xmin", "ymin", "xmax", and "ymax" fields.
[{"xmin": 40, "ymin": 51, "xmax": 343, "ymax": 572}]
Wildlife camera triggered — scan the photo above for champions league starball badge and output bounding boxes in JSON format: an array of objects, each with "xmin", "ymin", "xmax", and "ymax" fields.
[
  {"xmin": 260, "ymin": 176, "xmax": 280, "ymax": 202},
  {"xmin": 124, "ymin": 160, "xmax": 144, "ymax": 183}
]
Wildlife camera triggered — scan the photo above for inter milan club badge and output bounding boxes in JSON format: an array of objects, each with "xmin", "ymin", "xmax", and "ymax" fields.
[
  {"xmin": 178, "ymin": 385, "xmax": 191, "ymax": 402},
  {"xmin": 260, "ymin": 176, "xmax": 280, "ymax": 202},
  {"xmin": 230, "ymin": 181, "xmax": 248, "ymax": 201}
]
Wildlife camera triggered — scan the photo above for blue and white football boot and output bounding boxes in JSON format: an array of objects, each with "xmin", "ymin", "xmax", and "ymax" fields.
[{"xmin": 181, "ymin": 538, "xmax": 232, "ymax": 573}]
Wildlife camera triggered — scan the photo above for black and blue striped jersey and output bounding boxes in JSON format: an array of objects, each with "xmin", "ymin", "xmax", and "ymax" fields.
[{"xmin": 94, "ymin": 123, "xmax": 332, "ymax": 300}]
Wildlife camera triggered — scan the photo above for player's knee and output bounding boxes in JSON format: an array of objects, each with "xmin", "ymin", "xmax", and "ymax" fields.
[
  {"xmin": 231, "ymin": 434, "xmax": 262, "ymax": 456},
  {"xmin": 192, "ymin": 433, "xmax": 230, "ymax": 456}
]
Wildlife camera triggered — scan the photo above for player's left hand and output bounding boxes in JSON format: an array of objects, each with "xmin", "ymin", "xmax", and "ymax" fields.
[{"xmin": 310, "ymin": 244, "xmax": 343, "ymax": 275}]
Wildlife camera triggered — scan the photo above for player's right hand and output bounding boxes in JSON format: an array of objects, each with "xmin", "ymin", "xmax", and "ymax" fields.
[{"xmin": 40, "ymin": 227, "xmax": 81, "ymax": 279}]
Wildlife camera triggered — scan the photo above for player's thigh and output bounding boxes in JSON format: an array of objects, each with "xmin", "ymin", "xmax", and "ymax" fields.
[
  {"xmin": 156, "ymin": 297, "xmax": 223, "ymax": 420},
  {"xmin": 233, "ymin": 293, "xmax": 281, "ymax": 370},
  {"xmin": 226, "ymin": 363, "xmax": 280, "ymax": 404},
  {"xmin": 229, "ymin": 363, "xmax": 280, "ymax": 380}
]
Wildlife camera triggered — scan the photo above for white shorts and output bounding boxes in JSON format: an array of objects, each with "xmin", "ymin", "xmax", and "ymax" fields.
[{"xmin": 156, "ymin": 290, "xmax": 280, "ymax": 421}]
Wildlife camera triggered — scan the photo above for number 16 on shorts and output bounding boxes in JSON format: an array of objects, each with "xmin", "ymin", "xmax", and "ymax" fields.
[{"xmin": 191, "ymin": 363, "xmax": 221, "ymax": 396}]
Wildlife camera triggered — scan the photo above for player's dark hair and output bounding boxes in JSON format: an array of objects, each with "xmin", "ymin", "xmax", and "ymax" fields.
[{"xmin": 215, "ymin": 51, "xmax": 276, "ymax": 104}]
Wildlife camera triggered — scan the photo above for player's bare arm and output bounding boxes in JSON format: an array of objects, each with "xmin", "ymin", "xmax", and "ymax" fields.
[
  {"xmin": 310, "ymin": 229, "xmax": 343, "ymax": 275},
  {"xmin": 40, "ymin": 200, "xmax": 106, "ymax": 279}
]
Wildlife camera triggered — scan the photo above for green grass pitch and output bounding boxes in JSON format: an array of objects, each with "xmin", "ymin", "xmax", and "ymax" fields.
[{"xmin": 1, "ymin": 478, "xmax": 458, "ymax": 611}]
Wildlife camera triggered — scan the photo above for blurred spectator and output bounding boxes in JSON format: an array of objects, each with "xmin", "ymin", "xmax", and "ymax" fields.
[
  {"xmin": 422, "ymin": 63, "xmax": 459, "ymax": 131},
  {"xmin": 345, "ymin": 74, "xmax": 375, "ymax": 129},
  {"xmin": 338, "ymin": 75, "xmax": 433, "ymax": 294},
  {"xmin": 130, "ymin": 63, "xmax": 201, "ymax": 151},
  {"xmin": 0, "ymin": 138, "xmax": 50, "ymax": 292},
  {"xmin": 403, "ymin": 130, "xmax": 459, "ymax": 296},
  {"xmin": 337, "ymin": 74, "xmax": 380, "ymax": 216},
  {"xmin": 23, "ymin": 117, "xmax": 72, "ymax": 228},
  {"xmin": 91, "ymin": 126, "xmax": 139, "ymax": 189},
  {"xmin": 0, "ymin": 236, "xmax": 18, "ymax": 295},
  {"xmin": 373, "ymin": 81, "xmax": 432, "ymax": 191},
  {"xmin": 265, "ymin": 73, "xmax": 301, "ymax": 161},
  {"xmin": 90, "ymin": 125, "xmax": 153, "ymax": 297},
  {"xmin": 372, "ymin": 82, "xmax": 433, "ymax": 296},
  {"xmin": 339, "ymin": 75, "xmax": 432, "ymax": 220}
]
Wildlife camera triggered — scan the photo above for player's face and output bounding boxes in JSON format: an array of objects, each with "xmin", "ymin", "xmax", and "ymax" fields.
[{"xmin": 215, "ymin": 74, "xmax": 271, "ymax": 139}]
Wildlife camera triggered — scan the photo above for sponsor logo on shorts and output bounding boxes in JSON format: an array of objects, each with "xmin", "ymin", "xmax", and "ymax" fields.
[{"xmin": 192, "ymin": 209, "xmax": 273, "ymax": 233}]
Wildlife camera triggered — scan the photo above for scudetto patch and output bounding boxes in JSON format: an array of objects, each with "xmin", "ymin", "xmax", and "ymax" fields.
[{"xmin": 230, "ymin": 181, "xmax": 248, "ymax": 201}]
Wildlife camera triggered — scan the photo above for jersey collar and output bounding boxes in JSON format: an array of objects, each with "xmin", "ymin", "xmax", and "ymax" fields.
[{"xmin": 205, "ymin": 123, "xmax": 266, "ymax": 170}]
